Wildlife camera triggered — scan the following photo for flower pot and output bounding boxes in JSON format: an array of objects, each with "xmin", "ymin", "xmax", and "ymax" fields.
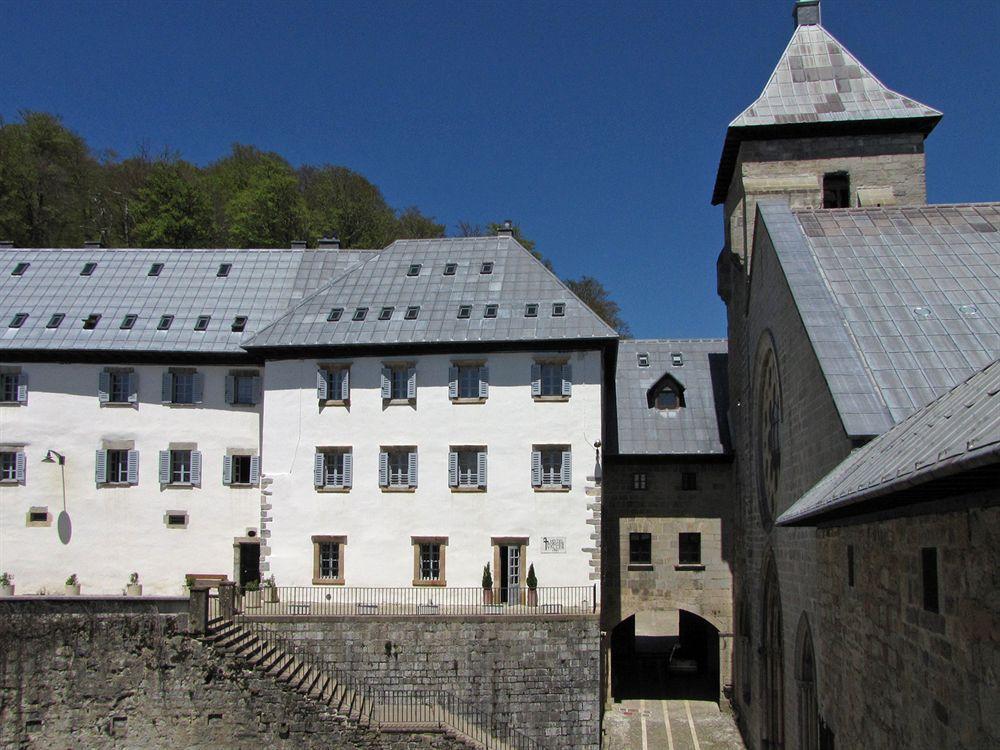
[
  {"xmin": 0, "ymin": 585, "xmax": 14, "ymax": 597},
  {"xmin": 527, "ymin": 588, "xmax": 538, "ymax": 607},
  {"xmin": 64, "ymin": 584, "xmax": 81, "ymax": 596},
  {"xmin": 126, "ymin": 584, "xmax": 143, "ymax": 597},
  {"xmin": 482, "ymin": 588, "xmax": 494, "ymax": 605}
]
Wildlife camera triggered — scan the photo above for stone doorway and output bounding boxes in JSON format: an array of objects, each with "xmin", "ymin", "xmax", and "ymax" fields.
[{"xmin": 236, "ymin": 540, "xmax": 260, "ymax": 587}]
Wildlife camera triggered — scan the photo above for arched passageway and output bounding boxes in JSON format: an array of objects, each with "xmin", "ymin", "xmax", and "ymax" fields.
[{"xmin": 609, "ymin": 609, "xmax": 721, "ymax": 702}]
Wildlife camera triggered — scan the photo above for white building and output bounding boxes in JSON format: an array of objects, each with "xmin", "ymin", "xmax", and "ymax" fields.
[{"xmin": 0, "ymin": 233, "xmax": 616, "ymax": 595}]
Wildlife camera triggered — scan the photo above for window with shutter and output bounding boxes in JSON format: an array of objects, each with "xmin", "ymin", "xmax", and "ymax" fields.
[
  {"xmin": 532, "ymin": 361, "xmax": 571, "ymax": 398},
  {"xmin": 316, "ymin": 449, "xmax": 351, "ymax": 489},
  {"xmin": 126, "ymin": 450, "xmax": 139, "ymax": 484},
  {"xmin": 448, "ymin": 366, "xmax": 459, "ymax": 399},
  {"xmin": 478, "ymin": 367, "xmax": 489, "ymax": 399},
  {"xmin": 98, "ymin": 371, "xmax": 111, "ymax": 403},
  {"xmin": 249, "ymin": 455, "xmax": 260, "ymax": 485},
  {"xmin": 105, "ymin": 449, "xmax": 130, "ymax": 483},
  {"xmin": 1, "ymin": 451, "xmax": 19, "ymax": 482},
  {"xmin": 534, "ymin": 446, "xmax": 571, "ymax": 489},
  {"xmin": 95, "ymin": 450, "xmax": 108, "ymax": 484},
  {"xmin": 451, "ymin": 447, "xmax": 486, "ymax": 489},
  {"xmin": 228, "ymin": 455, "xmax": 252, "ymax": 484},
  {"xmin": 222, "ymin": 455, "xmax": 233, "ymax": 485},
  {"xmin": 190, "ymin": 451, "xmax": 202, "ymax": 486},
  {"xmin": 378, "ymin": 451, "xmax": 389, "ymax": 487},
  {"xmin": 383, "ymin": 364, "xmax": 415, "ymax": 400}
]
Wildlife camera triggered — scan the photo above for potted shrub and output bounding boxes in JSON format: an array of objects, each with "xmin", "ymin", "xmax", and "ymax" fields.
[
  {"xmin": 482, "ymin": 563, "xmax": 494, "ymax": 605},
  {"xmin": 526, "ymin": 564, "xmax": 538, "ymax": 607},
  {"xmin": 263, "ymin": 575, "xmax": 278, "ymax": 604},
  {"xmin": 126, "ymin": 572, "xmax": 142, "ymax": 597},
  {"xmin": 243, "ymin": 579, "xmax": 261, "ymax": 608},
  {"xmin": 64, "ymin": 574, "xmax": 81, "ymax": 596},
  {"xmin": 0, "ymin": 572, "xmax": 13, "ymax": 597}
]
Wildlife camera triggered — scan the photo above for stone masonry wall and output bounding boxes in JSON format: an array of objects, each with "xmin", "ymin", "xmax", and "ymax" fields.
[
  {"xmin": 257, "ymin": 616, "xmax": 601, "ymax": 750},
  {"xmin": 0, "ymin": 604, "xmax": 466, "ymax": 750}
]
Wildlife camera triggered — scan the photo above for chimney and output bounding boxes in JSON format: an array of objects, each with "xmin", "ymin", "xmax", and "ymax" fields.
[
  {"xmin": 496, "ymin": 220, "xmax": 514, "ymax": 238},
  {"xmin": 318, "ymin": 236, "xmax": 341, "ymax": 249},
  {"xmin": 290, "ymin": 240, "xmax": 307, "ymax": 249},
  {"xmin": 84, "ymin": 240, "xmax": 102, "ymax": 248},
  {"xmin": 793, "ymin": 0, "xmax": 820, "ymax": 27}
]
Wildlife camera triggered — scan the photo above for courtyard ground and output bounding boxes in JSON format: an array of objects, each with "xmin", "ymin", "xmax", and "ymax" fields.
[{"xmin": 602, "ymin": 698, "xmax": 746, "ymax": 750}]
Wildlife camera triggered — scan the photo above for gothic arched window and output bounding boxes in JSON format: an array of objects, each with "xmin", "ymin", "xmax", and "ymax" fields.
[{"xmin": 755, "ymin": 338, "xmax": 782, "ymax": 525}]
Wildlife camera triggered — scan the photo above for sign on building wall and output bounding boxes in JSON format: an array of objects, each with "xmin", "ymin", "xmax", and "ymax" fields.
[{"xmin": 541, "ymin": 537, "xmax": 566, "ymax": 554}]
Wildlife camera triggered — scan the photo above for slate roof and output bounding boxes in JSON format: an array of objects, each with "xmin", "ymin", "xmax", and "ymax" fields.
[
  {"xmin": 243, "ymin": 236, "xmax": 618, "ymax": 349},
  {"xmin": 713, "ymin": 18, "xmax": 941, "ymax": 204},
  {"xmin": 0, "ymin": 248, "xmax": 374, "ymax": 354},
  {"xmin": 614, "ymin": 339, "xmax": 729, "ymax": 456},
  {"xmin": 778, "ymin": 357, "xmax": 1000, "ymax": 526},
  {"xmin": 757, "ymin": 201, "xmax": 1000, "ymax": 438}
]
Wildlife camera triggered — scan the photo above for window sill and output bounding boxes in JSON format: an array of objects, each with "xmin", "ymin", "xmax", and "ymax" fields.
[
  {"xmin": 533, "ymin": 395, "xmax": 570, "ymax": 403},
  {"xmin": 317, "ymin": 486, "xmax": 351, "ymax": 493},
  {"xmin": 229, "ymin": 402, "xmax": 258, "ymax": 408},
  {"xmin": 534, "ymin": 486, "xmax": 571, "ymax": 493},
  {"xmin": 312, "ymin": 578, "xmax": 345, "ymax": 586},
  {"xmin": 0, "ymin": 402, "xmax": 24, "ymax": 407},
  {"xmin": 319, "ymin": 399, "xmax": 348, "ymax": 407},
  {"xmin": 98, "ymin": 482, "xmax": 136, "ymax": 488},
  {"xmin": 163, "ymin": 483, "xmax": 197, "ymax": 489},
  {"xmin": 412, "ymin": 579, "xmax": 446, "ymax": 587},
  {"xmin": 382, "ymin": 486, "xmax": 416, "ymax": 493},
  {"xmin": 0, "ymin": 480, "xmax": 23, "ymax": 486},
  {"xmin": 163, "ymin": 402, "xmax": 201, "ymax": 408},
  {"xmin": 228, "ymin": 483, "xmax": 257, "ymax": 489},
  {"xmin": 451, "ymin": 486, "xmax": 486, "ymax": 493},
  {"xmin": 384, "ymin": 398, "xmax": 415, "ymax": 406},
  {"xmin": 100, "ymin": 401, "xmax": 137, "ymax": 408},
  {"xmin": 675, "ymin": 564, "xmax": 705, "ymax": 571},
  {"xmin": 451, "ymin": 398, "xmax": 487, "ymax": 405},
  {"xmin": 628, "ymin": 564, "xmax": 654, "ymax": 572}
]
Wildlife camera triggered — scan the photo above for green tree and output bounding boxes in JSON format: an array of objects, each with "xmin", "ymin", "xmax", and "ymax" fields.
[
  {"xmin": 132, "ymin": 160, "xmax": 214, "ymax": 247},
  {"xmin": 299, "ymin": 165, "xmax": 396, "ymax": 248},
  {"xmin": 565, "ymin": 275, "xmax": 632, "ymax": 337},
  {"xmin": 392, "ymin": 206, "xmax": 445, "ymax": 240}
]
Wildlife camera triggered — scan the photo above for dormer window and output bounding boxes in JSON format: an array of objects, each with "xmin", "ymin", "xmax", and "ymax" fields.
[
  {"xmin": 83, "ymin": 313, "xmax": 102, "ymax": 330},
  {"xmin": 407, "ymin": 264, "xmax": 421, "ymax": 277},
  {"xmin": 480, "ymin": 262, "xmax": 494, "ymax": 275},
  {"xmin": 525, "ymin": 304, "xmax": 538, "ymax": 318},
  {"xmin": 231, "ymin": 316, "xmax": 248, "ymax": 332},
  {"xmin": 552, "ymin": 303, "xmax": 566, "ymax": 317},
  {"xmin": 81, "ymin": 262, "xmax": 97, "ymax": 276},
  {"xmin": 671, "ymin": 352, "xmax": 683, "ymax": 367},
  {"xmin": 655, "ymin": 387, "xmax": 682, "ymax": 410},
  {"xmin": 443, "ymin": 263, "xmax": 458, "ymax": 276},
  {"xmin": 647, "ymin": 373, "xmax": 685, "ymax": 411},
  {"xmin": 823, "ymin": 172, "xmax": 851, "ymax": 209},
  {"xmin": 637, "ymin": 353, "xmax": 650, "ymax": 367},
  {"xmin": 217, "ymin": 263, "xmax": 232, "ymax": 277}
]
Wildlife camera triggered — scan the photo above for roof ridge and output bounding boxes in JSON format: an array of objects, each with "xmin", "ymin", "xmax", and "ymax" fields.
[
  {"xmin": 792, "ymin": 201, "xmax": 1000, "ymax": 214},
  {"xmin": 627, "ymin": 337, "xmax": 727, "ymax": 345}
]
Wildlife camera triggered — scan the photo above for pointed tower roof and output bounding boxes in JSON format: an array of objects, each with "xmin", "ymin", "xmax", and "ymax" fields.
[{"xmin": 712, "ymin": 1, "xmax": 942, "ymax": 204}]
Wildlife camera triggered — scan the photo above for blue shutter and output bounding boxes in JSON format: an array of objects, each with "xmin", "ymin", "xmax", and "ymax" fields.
[
  {"xmin": 191, "ymin": 373, "xmax": 204, "ymax": 404},
  {"xmin": 378, "ymin": 451, "xmax": 388, "ymax": 487},
  {"xmin": 340, "ymin": 369, "xmax": 350, "ymax": 400},
  {"xmin": 224, "ymin": 375, "xmax": 236, "ymax": 405},
  {"xmin": 249, "ymin": 455, "xmax": 260, "ymax": 485},
  {"xmin": 161, "ymin": 373, "xmax": 172, "ymax": 403},
  {"xmin": 15, "ymin": 452, "xmax": 26, "ymax": 483},
  {"xmin": 407, "ymin": 450, "xmax": 418, "ymax": 487},
  {"xmin": 314, "ymin": 452, "xmax": 325, "ymax": 487},
  {"xmin": 252, "ymin": 376, "xmax": 262, "ymax": 405},
  {"xmin": 222, "ymin": 455, "xmax": 233, "ymax": 485},
  {"xmin": 477, "ymin": 451, "xmax": 488, "ymax": 488},
  {"xmin": 380, "ymin": 368, "xmax": 392, "ymax": 399},
  {"xmin": 342, "ymin": 451, "xmax": 353, "ymax": 488},
  {"xmin": 530, "ymin": 363, "xmax": 541, "ymax": 396},
  {"xmin": 98, "ymin": 371, "xmax": 111, "ymax": 403},
  {"xmin": 95, "ymin": 450, "xmax": 107, "ymax": 484},
  {"xmin": 561, "ymin": 449, "xmax": 572, "ymax": 488},
  {"xmin": 448, "ymin": 451, "xmax": 458, "ymax": 487},
  {"xmin": 448, "ymin": 366, "xmax": 459, "ymax": 399},
  {"xmin": 127, "ymin": 373, "xmax": 139, "ymax": 404},
  {"xmin": 561, "ymin": 364, "xmax": 572, "ymax": 397},
  {"xmin": 406, "ymin": 367, "xmax": 417, "ymax": 399},
  {"xmin": 15, "ymin": 373, "xmax": 28, "ymax": 404},
  {"xmin": 316, "ymin": 369, "xmax": 329, "ymax": 400},
  {"xmin": 479, "ymin": 367, "xmax": 489, "ymax": 399},
  {"xmin": 126, "ymin": 450, "xmax": 139, "ymax": 484},
  {"xmin": 190, "ymin": 451, "xmax": 202, "ymax": 486},
  {"xmin": 531, "ymin": 450, "xmax": 542, "ymax": 487},
  {"xmin": 158, "ymin": 451, "xmax": 171, "ymax": 484}
]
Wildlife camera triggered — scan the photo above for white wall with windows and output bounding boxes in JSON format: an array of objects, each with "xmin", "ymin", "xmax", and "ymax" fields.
[
  {"xmin": 261, "ymin": 349, "xmax": 604, "ymax": 590},
  {"xmin": 0, "ymin": 362, "xmax": 261, "ymax": 595}
]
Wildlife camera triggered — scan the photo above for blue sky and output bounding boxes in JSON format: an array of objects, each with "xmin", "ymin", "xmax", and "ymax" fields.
[{"xmin": 2, "ymin": 0, "xmax": 997, "ymax": 339}]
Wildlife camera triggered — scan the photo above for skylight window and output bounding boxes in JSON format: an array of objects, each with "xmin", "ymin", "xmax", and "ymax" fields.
[
  {"xmin": 552, "ymin": 303, "xmax": 566, "ymax": 317},
  {"xmin": 352, "ymin": 307, "xmax": 368, "ymax": 321},
  {"xmin": 231, "ymin": 316, "xmax": 248, "ymax": 332},
  {"xmin": 379, "ymin": 306, "xmax": 394, "ymax": 321},
  {"xmin": 457, "ymin": 305, "xmax": 472, "ymax": 319},
  {"xmin": 484, "ymin": 304, "xmax": 498, "ymax": 318},
  {"xmin": 83, "ymin": 313, "xmax": 101, "ymax": 330},
  {"xmin": 194, "ymin": 315, "xmax": 211, "ymax": 331},
  {"xmin": 407, "ymin": 264, "xmax": 421, "ymax": 277},
  {"xmin": 404, "ymin": 306, "xmax": 420, "ymax": 320},
  {"xmin": 11, "ymin": 262, "xmax": 29, "ymax": 276},
  {"xmin": 157, "ymin": 315, "xmax": 174, "ymax": 330},
  {"xmin": 217, "ymin": 263, "xmax": 232, "ymax": 277},
  {"xmin": 525, "ymin": 303, "xmax": 538, "ymax": 318},
  {"xmin": 671, "ymin": 353, "xmax": 684, "ymax": 367},
  {"xmin": 637, "ymin": 353, "xmax": 650, "ymax": 367},
  {"xmin": 121, "ymin": 314, "xmax": 138, "ymax": 330},
  {"xmin": 480, "ymin": 262, "xmax": 494, "ymax": 275},
  {"xmin": 148, "ymin": 263, "xmax": 164, "ymax": 277},
  {"xmin": 47, "ymin": 313, "xmax": 65, "ymax": 329},
  {"xmin": 443, "ymin": 263, "xmax": 458, "ymax": 276},
  {"xmin": 81, "ymin": 262, "xmax": 97, "ymax": 276},
  {"xmin": 327, "ymin": 308, "xmax": 344, "ymax": 322},
  {"xmin": 9, "ymin": 313, "xmax": 28, "ymax": 328}
]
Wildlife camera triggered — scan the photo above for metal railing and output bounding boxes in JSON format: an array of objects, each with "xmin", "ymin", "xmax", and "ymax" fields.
[{"xmin": 237, "ymin": 585, "xmax": 597, "ymax": 617}]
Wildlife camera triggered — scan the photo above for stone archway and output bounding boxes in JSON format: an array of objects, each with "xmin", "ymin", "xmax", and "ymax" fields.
[
  {"xmin": 762, "ymin": 557, "xmax": 784, "ymax": 749},
  {"xmin": 796, "ymin": 614, "xmax": 819, "ymax": 750}
]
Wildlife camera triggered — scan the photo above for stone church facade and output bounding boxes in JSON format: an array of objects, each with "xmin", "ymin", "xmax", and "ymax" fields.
[{"xmin": 717, "ymin": 2, "xmax": 999, "ymax": 749}]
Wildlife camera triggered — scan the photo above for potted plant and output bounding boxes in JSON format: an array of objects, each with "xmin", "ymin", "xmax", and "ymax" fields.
[
  {"xmin": 263, "ymin": 575, "xmax": 278, "ymax": 604},
  {"xmin": 0, "ymin": 572, "xmax": 13, "ymax": 597},
  {"xmin": 126, "ymin": 572, "xmax": 142, "ymax": 597},
  {"xmin": 526, "ymin": 564, "xmax": 538, "ymax": 607},
  {"xmin": 243, "ymin": 579, "xmax": 261, "ymax": 608},
  {"xmin": 65, "ymin": 574, "xmax": 81, "ymax": 596},
  {"xmin": 482, "ymin": 563, "xmax": 494, "ymax": 605}
]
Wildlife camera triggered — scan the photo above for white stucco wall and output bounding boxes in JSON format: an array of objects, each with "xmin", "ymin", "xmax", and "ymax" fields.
[
  {"xmin": 0, "ymin": 362, "xmax": 261, "ymax": 595},
  {"xmin": 261, "ymin": 349, "xmax": 603, "ymax": 590}
]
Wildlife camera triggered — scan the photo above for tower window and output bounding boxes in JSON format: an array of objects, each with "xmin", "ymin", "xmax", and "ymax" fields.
[
  {"xmin": 629, "ymin": 533, "xmax": 652, "ymax": 566},
  {"xmin": 922, "ymin": 547, "xmax": 939, "ymax": 613},
  {"xmin": 823, "ymin": 172, "xmax": 851, "ymax": 209}
]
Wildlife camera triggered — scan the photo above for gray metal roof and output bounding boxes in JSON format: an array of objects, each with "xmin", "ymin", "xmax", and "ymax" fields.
[
  {"xmin": 778, "ymin": 357, "xmax": 1000, "ymax": 526},
  {"xmin": 757, "ymin": 201, "xmax": 1000, "ymax": 437},
  {"xmin": 614, "ymin": 339, "xmax": 729, "ymax": 456},
  {"xmin": 0, "ymin": 248, "xmax": 374, "ymax": 354},
  {"xmin": 243, "ymin": 236, "xmax": 618, "ymax": 349}
]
